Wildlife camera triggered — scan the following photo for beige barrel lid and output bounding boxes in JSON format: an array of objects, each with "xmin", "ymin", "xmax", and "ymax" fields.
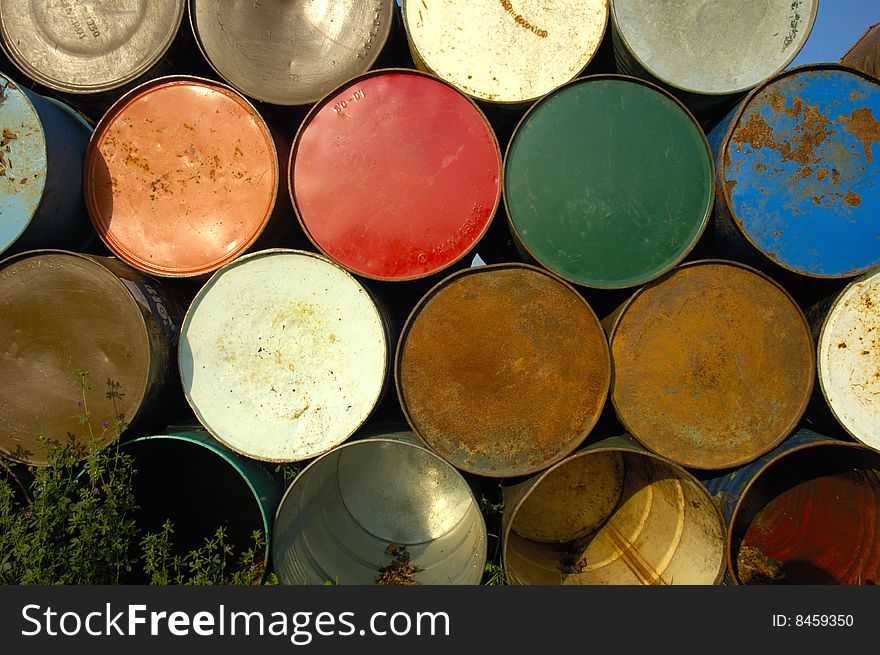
[
  {"xmin": 0, "ymin": 0, "xmax": 184, "ymax": 94},
  {"xmin": 403, "ymin": 0, "xmax": 608, "ymax": 104},
  {"xmin": 818, "ymin": 268, "xmax": 880, "ymax": 451},
  {"xmin": 179, "ymin": 249, "xmax": 389, "ymax": 463}
]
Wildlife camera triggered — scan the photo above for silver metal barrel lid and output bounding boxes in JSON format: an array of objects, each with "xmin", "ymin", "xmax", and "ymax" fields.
[
  {"xmin": 190, "ymin": 0, "xmax": 395, "ymax": 106},
  {"xmin": 0, "ymin": 0, "xmax": 185, "ymax": 94}
]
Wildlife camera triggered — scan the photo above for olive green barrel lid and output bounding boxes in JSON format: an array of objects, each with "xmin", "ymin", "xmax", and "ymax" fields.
[{"xmin": 504, "ymin": 75, "xmax": 714, "ymax": 289}]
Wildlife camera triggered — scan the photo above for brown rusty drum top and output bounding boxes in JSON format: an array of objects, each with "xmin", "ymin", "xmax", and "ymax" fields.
[
  {"xmin": 610, "ymin": 260, "xmax": 814, "ymax": 470},
  {"xmin": 841, "ymin": 22, "xmax": 880, "ymax": 78},
  {"xmin": 396, "ymin": 264, "xmax": 610, "ymax": 477}
]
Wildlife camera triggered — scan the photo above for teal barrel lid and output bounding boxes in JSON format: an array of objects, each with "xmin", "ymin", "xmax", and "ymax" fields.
[
  {"xmin": 504, "ymin": 75, "xmax": 713, "ymax": 289},
  {"xmin": 0, "ymin": 74, "xmax": 48, "ymax": 252}
]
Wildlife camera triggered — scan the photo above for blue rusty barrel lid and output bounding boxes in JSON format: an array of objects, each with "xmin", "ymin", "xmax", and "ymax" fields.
[{"xmin": 717, "ymin": 64, "xmax": 880, "ymax": 278}]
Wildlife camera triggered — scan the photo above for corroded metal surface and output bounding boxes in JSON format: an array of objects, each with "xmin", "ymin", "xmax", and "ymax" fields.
[
  {"xmin": 714, "ymin": 65, "xmax": 880, "ymax": 278},
  {"xmin": 190, "ymin": 0, "xmax": 394, "ymax": 105},
  {"xmin": 272, "ymin": 436, "xmax": 487, "ymax": 585},
  {"xmin": 402, "ymin": 0, "xmax": 608, "ymax": 104},
  {"xmin": 179, "ymin": 249, "xmax": 389, "ymax": 463},
  {"xmin": 0, "ymin": 250, "xmax": 182, "ymax": 466},
  {"xmin": 816, "ymin": 268, "xmax": 880, "ymax": 451},
  {"xmin": 503, "ymin": 435, "xmax": 726, "ymax": 585},
  {"xmin": 610, "ymin": 260, "xmax": 815, "ymax": 470},
  {"xmin": 0, "ymin": 0, "xmax": 184, "ymax": 94},
  {"xmin": 84, "ymin": 76, "xmax": 281, "ymax": 278},
  {"xmin": 396, "ymin": 264, "xmax": 610, "ymax": 477},
  {"xmin": 842, "ymin": 22, "xmax": 880, "ymax": 79}
]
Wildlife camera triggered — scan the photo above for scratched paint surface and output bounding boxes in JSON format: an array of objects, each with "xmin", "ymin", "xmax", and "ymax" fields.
[
  {"xmin": 0, "ymin": 76, "xmax": 47, "ymax": 254},
  {"xmin": 505, "ymin": 77, "xmax": 713, "ymax": 288},
  {"xmin": 611, "ymin": 262, "xmax": 814, "ymax": 470},
  {"xmin": 721, "ymin": 67, "xmax": 880, "ymax": 277},
  {"xmin": 292, "ymin": 71, "xmax": 500, "ymax": 280},
  {"xmin": 85, "ymin": 79, "xmax": 278, "ymax": 277}
]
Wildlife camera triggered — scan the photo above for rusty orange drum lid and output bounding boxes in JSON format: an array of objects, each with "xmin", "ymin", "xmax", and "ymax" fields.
[
  {"xmin": 396, "ymin": 264, "xmax": 611, "ymax": 477},
  {"xmin": 84, "ymin": 76, "xmax": 279, "ymax": 277},
  {"xmin": 609, "ymin": 260, "xmax": 815, "ymax": 470}
]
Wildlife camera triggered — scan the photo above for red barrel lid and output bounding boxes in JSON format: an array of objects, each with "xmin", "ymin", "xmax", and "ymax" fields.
[{"xmin": 290, "ymin": 70, "xmax": 501, "ymax": 281}]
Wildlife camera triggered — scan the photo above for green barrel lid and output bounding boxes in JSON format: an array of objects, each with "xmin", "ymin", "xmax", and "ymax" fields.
[{"xmin": 504, "ymin": 75, "xmax": 714, "ymax": 289}]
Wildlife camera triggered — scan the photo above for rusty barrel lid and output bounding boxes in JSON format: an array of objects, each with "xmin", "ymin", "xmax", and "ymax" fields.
[
  {"xmin": 609, "ymin": 260, "xmax": 815, "ymax": 471},
  {"xmin": 504, "ymin": 75, "xmax": 713, "ymax": 289},
  {"xmin": 716, "ymin": 65, "xmax": 880, "ymax": 278},
  {"xmin": 290, "ymin": 69, "xmax": 501, "ymax": 281},
  {"xmin": 841, "ymin": 21, "xmax": 880, "ymax": 79},
  {"xmin": 396, "ymin": 263, "xmax": 610, "ymax": 477},
  {"xmin": 0, "ymin": 250, "xmax": 174, "ymax": 466},
  {"xmin": 402, "ymin": 0, "xmax": 608, "ymax": 105},
  {"xmin": 84, "ymin": 76, "xmax": 280, "ymax": 278},
  {"xmin": 190, "ymin": 0, "xmax": 395, "ymax": 106},
  {"xmin": 179, "ymin": 249, "xmax": 389, "ymax": 463},
  {"xmin": 817, "ymin": 267, "xmax": 880, "ymax": 451},
  {"xmin": 610, "ymin": 0, "xmax": 817, "ymax": 99},
  {"xmin": 0, "ymin": 0, "xmax": 184, "ymax": 95}
]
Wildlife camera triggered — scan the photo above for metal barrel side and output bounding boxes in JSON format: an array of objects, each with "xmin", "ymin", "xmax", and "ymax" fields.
[
  {"xmin": 608, "ymin": 260, "xmax": 815, "ymax": 471},
  {"xmin": 502, "ymin": 434, "xmax": 726, "ymax": 585},
  {"xmin": 272, "ymin": 435, "xmax": 487, "ymax": 585},
  {"xmin": 122, "ymin": 429, "xmax": 284, "ymax": 584},
  {"xmin": 396, "ymin": 263, "xmax": 610, "ymax": 478},
  {"xmin": 841, "ymin": 22, "xmax": 880, "ymax": 79},
  {"xmin": 503, "ymin": 75, "xmax": 714, "ymax": 290},
  {"xmin": 401, "ymin": 0, "xmax": 608, "ymax": 105},
  {"xmin": 702, "ymin": 429, "xmax": 880, "ymax": 585},
  {"xmin": 0, "ymin": 250, "xmax": 184, "ymax": 466},
  {"xmin": 0, "ymin": 75, "xmax": 93, "ymax": 256},
  {"xmin": 179, "ymin": 249, "xmax": 390, "ymax": 463},
  {"xmin": 712, "ymin": 64, "xmax": 880, "ymax": 279},
  {"xmin": 289, "ymin": 68, "xmax": 501, "ymax": 282}
]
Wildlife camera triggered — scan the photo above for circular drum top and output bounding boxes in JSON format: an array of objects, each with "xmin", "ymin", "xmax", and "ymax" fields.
[
  {"xmin": 191, "ymin": 0, "xmax": 394, "ymax": 106},
  {"xmin": 403, "ymin": 0, "xmax": 608, "ymax": 104},
  {"xmin": 612, "ymin": 0, "xmax": 817, "ymax": 96},
  {"xmin": 721, "ymin": 66, "xmax": 880, "ymax": 278},
  {"xmin": 505, "ymin": 76, "xmax": 713, "ymax": 289},
  {"xmin": 0, "ymin": 0, "xmax": 184, "ymax": 94},
  {"xmin": 84, "ymin": 77, "xmax": 279, "ymax": 277},
  {"xmin": 610, "ymin": 261, "xmax": 814, "ymax": 471},
  {"xmin": 291, "ymin": 70, "xmax": 501, "ymax": 281},
  {"xmin": 179, "ymin": 250, "xmax": 388, "ymax": 463},
  {"xmin": 396, "ymin": 264, "xmax": 610, "ymax": 477},
  {"xmin": 0, "ymin": 75, "xmax": 47, "ymax": 254},
  {"xmin": 0, "ymin": 251, "xmax": 151, "ymax": 466},
  {"xmin": 818, "ymin": 268, "xmax": 880, "ymax": 450}
]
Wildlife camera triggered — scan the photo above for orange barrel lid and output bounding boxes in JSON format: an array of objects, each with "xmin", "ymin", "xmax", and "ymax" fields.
[
  {"xmin": 290, "ymin": 70, "xmax": 501, "ymax": 281},
  {"xmin": 84, "ymin": 76, "xmax": 280, "ymax": 277},
  {"xmin": 609, "ymin": 260, "xmax": 815, "ymax": 470},
  {"xmin": 396, "ymin": 264, "xmax": 610, "ymax": 477}
]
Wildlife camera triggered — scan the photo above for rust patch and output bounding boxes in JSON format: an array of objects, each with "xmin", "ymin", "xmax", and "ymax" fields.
[
  {"xmin": 845, "ymin": 190, "xmax": 862, "ymax": 207},
  {"xmin": 737, "ymin": 546, "xmax": 784, "ymax": 584},
  {"xmin": 840, "ymin": 107, "xmax": 880, "ymax": 164}
]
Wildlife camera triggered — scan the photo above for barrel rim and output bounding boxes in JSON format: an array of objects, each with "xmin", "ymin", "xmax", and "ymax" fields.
[
  {"xmin": 816, "ymin": 264, "xmax": 880, "ymax": 446},
  {"xmin": 0, "ymin": 0, "xmax": 186, "ymax": 95},
  {"xmin": 607, "ymin": 258, "xmax": 816, "ymax": 471},
  {"xmin": 0, "ymin": 248, "xmax": 152, "ymax": 466},
  {"xmin": 83, "ymin": 74, "xmax": 281, "ymax": 278},
  {"xmin": 501, "ymin": 438, "xmax": 727, "ymax": 586},
  {"xmin": 400, "ymin": 0, "xmax": 611, "ymax": 106},
  {"xmin": 724, "ymin": 437, "xmax": 876, "ymax": 585},
  {"xmin": 717, "ymin": 62, "xmax": 880, "ymax": 279},
  {"xmin": 502, "ymin": 73, "xmax": 715, "ymax": 290},
  {"xmin": 178, "ymin": 247, "xmax": 390, "ymax": 464},
  {"xmin": 271, "ymin": 435, "xmax": 489, "ymax": 585},
  {"xmin": 394, "ymin": 261, "xmax": 612, "ymax": 478},
  {"xmin": 609, "ymin": 0, "xmax": 819, "ymax": 98},
  {"xmin": 287, "ymin": 67, "xmax": 502, "ymax": 282},
  {"xmin": 123, "ymin": 429, "xmax": 277, "ymax": 584},
  {"xmin": 187, "ymin": 0, "xmax": 395, "ymax": 106}
]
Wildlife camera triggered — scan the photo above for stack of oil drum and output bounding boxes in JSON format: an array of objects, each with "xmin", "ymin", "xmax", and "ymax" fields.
[{"xmin": 1, "ymin": 0, "xmax": 879, "ymax": 586}]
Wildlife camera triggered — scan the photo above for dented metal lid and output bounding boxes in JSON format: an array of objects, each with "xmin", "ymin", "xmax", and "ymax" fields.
[{"xmin": 0, "ymin": 0, "xmax": 184, "ymax": 94}]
